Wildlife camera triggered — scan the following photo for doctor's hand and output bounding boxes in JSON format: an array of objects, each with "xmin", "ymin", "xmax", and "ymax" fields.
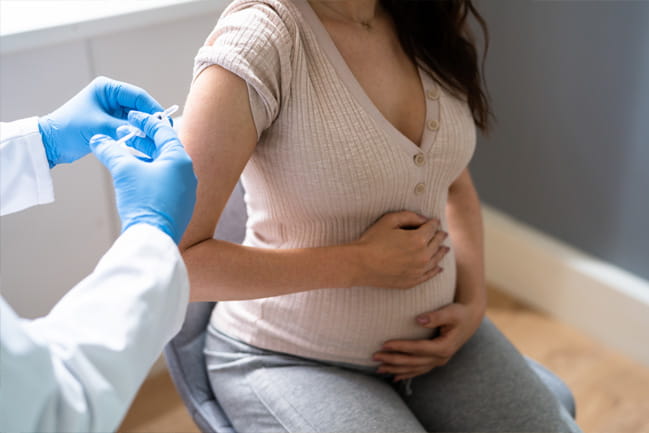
[
  {"xmin": 38, "ymin": 76, "xmax": 163, "ymax": 168},
  {"xmin": 351, "ymin": 211, "xmax": 449, "ymax": 290},
  {"xmin": 89, "ymin": 111, "xmax": 197, "ymax": 244},
  {"xmin": 372, "ymin": 300, "xmax": 485, "ymax": 381}
]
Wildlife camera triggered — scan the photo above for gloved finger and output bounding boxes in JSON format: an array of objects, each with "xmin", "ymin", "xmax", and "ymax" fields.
[
  {"xmin": 114, "ymin": 81, "xmax": 164, "ymax": 114},
  {"xmin": 122, "ymin": 136, "xmax": 156, "ymax": 158},
  {"xmin": 128, "ymin": 111, "xmax": 182, "ymax": 154},
  {"xmin": 98, "ymin": 77, "xmax": 164, "ymax": 117},
  {"xmin": 89, "ymin": 134, "xmax": 131, "ymax": 170},
  {"xmin": 116, "ymin": 125, "xmax": 156, "ymax": 156},
  {"xmin": 94, "ymin": 115, "xmax": 129, "ymax": 139},
  {"xmin": 156, "ymin": 136, "xmax": 193, "ymax": 166}
]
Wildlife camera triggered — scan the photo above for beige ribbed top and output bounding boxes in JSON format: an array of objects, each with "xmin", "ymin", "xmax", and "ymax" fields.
[{"xmin": 194, "ymin": 0, "xmax": 477, "ymax": 366}]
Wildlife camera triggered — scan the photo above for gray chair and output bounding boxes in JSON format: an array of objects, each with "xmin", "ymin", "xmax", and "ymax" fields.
[{"xmin": 164, "ymin": 182, "xmax": 576, "ymax": 433}]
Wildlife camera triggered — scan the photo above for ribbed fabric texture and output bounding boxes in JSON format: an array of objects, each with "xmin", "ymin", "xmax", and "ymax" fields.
[{"xmin": 193, "ymin": 0, "xmax": 477, "ymax": 366}]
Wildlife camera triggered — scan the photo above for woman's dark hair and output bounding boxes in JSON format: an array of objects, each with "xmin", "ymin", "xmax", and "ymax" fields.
[{"xmin": 382, "ymin": 0, "xmax": 492, "ymax": 131}]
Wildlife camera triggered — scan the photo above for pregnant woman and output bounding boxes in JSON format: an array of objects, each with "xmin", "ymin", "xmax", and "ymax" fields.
[{"xmin": 179, "ymin": 0, "xmax": 581, "ymax": 431}]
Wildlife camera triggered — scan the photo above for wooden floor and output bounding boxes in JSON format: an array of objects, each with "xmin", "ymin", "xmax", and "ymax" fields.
[{"xmin": 119, "ymin": 287, "xmax": 649, "ymax": 432}]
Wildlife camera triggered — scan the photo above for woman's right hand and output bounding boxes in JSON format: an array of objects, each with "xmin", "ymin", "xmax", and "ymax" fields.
[{"xmin": 351, "ymin": 211, "xmax": 449, "ymax": 290}]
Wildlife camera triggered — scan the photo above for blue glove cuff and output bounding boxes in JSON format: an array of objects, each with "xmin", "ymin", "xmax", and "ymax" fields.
[
  {"xmin": 122, "ymin": 215, "xmax": 178, "ymax": 244},
  {"xmin": 37, "ymin": 117, "xmax": 58, "ymax": 169}
]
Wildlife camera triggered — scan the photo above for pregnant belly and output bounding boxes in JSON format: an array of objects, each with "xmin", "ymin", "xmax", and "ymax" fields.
[{"xmin": 214, "ymin": 251, "xmax": 457, "ymax": 366}]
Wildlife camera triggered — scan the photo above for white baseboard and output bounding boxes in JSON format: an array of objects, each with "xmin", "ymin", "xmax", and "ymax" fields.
[{"xmin": 483, "ymin": 205, "xmax": 649, "ymax": 367}]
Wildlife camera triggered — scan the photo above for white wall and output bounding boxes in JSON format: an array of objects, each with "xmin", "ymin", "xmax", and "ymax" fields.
[{"xmin": 0, "ymin": 3, "xmax": 225, "ymax": 318}]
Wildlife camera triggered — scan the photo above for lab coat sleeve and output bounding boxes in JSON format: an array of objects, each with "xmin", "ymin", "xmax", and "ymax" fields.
[
  {"xmin": 0, "ymin": 117, "xmax": 55, "ymax": 215},
  {"xmin": 0, "ymin": 224, "xmax": 189, "ymax": 433}
]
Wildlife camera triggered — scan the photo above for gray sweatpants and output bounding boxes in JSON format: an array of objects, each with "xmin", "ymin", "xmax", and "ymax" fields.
[{"xmin": 204, "ymin": 318, "xmax": 581, "ymax": 433}]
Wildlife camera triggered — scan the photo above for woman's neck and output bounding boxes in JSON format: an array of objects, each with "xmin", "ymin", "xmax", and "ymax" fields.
[{"xmin": 308, "ymin": 0, "xmax": 381, "ymax": 29}]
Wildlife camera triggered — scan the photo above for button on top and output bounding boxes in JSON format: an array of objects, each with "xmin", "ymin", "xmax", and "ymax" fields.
[
  {"xmin": 427, "ymin": 87, "xmax": 440, "ymax": 100},
  {"xmin": 427, "ymin": 119, "xmax": 440, "ymax": 131},
  {"xmin": 414, "ymin": 183, "xmax": 425, "ymax": 195},
  {"xmin": 414, "ymin": 153, "xmax": 426, "ymax": 167}
]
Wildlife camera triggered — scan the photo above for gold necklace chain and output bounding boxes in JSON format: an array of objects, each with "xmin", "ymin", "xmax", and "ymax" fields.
[{"xmin": 316, "ymin": 1, "xmax": 377, "ymax": 30}]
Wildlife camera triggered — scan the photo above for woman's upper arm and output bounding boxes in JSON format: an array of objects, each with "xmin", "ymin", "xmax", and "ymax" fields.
[
  {"xmin": 178, "ymin": 65, "xmax": 258, "ymax": 250},
  {"xmin": 448, "ymin": 168, "xmax": 474, "ymax": 196}
]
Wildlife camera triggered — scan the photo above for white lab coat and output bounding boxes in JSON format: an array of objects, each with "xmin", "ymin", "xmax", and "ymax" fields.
[{"xmin": 0, "ymin": 118, "xmax": 190, "ymax": 432}]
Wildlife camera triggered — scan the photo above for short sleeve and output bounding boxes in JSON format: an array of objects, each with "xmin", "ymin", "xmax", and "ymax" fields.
[{"xmin": 193, "ymin": 1, "xmax": 295, "ymax": 137}]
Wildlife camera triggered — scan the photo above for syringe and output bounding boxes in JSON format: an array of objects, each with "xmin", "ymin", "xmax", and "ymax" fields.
[
  {"xmin": 155, "ymin": 104, "xmax": 179, "ymax": 122},
  {"xmin": 116, "ymin": 104, "xmax": 179, "ymax": 160}
]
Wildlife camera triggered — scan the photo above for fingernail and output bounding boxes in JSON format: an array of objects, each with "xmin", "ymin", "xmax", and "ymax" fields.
[{"xmin": 417, "ymin": 316, "xmax": 429, "ymax": 325}]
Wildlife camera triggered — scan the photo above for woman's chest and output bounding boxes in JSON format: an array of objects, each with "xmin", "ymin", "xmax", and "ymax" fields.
[
  {"xmin": 247, "ymin": 79, "xmax": 476, "ymax": 219},
  {"xmin": 326, "ymin": 26, "xmax": 427, "ymax": 147}
]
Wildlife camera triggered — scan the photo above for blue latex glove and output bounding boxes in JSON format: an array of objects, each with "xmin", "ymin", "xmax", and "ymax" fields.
[
  {"xmin": 38, "ymin": 76, "xmax": 163, "ymax": 168},
  {"xmin": 89, "ymin": 111, "xmax": 197, "ymax": 244}
]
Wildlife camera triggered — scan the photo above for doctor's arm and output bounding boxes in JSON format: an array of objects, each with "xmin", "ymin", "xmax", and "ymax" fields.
[
  {"xmin": 0, "ymin": 225, "xmax": 187, "ymax": 433},
  {"xmin": 0, "ymin": 113, "xmax": 196, "ymax": 433}
]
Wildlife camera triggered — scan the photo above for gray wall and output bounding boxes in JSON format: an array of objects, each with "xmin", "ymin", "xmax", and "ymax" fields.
[{"xmin": 471, "ymin": 0, "xmax": 649, "ymax": 280}]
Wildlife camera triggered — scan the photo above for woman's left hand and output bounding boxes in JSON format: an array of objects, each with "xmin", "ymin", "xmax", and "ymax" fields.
[{"xmin": 372, "ymin": 300, "xmax": 486, "ymax": 382}]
